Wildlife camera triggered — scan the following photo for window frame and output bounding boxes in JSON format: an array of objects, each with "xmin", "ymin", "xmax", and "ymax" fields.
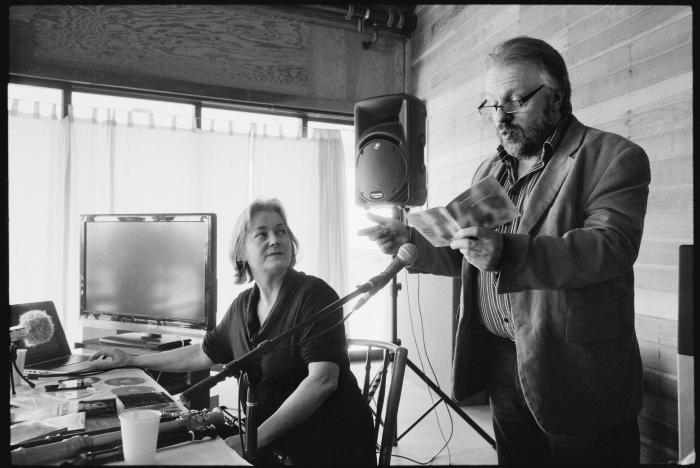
[{"xmin": 8, "ymin": 75, "xmax": 354, "ymax": 128}]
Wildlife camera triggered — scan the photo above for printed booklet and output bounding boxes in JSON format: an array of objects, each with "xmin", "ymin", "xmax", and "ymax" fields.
[{"xmin": 406, "ymin": 175, "xmax": 520, "ymax": 247}]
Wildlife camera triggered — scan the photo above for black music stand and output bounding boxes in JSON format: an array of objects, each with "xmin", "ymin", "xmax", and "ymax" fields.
[{"xmin": 388, "ymin": 205, "xmax": 495, "ymax": 448}]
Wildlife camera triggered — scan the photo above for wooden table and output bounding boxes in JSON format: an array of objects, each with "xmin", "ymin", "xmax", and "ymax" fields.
[{"xmin": 10, "ymin": 368, "xmax": 248, "ymax": 465}]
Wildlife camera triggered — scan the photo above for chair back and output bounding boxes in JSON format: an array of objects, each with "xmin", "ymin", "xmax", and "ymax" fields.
[{"xmin": 348, "ymin": 338, "xmax": 408, "ymax": 467}]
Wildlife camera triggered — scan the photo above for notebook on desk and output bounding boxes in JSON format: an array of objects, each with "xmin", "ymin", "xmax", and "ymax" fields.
[{"xmin": 10, "ymin": 301, "xmax": 93, "ymax": 372}]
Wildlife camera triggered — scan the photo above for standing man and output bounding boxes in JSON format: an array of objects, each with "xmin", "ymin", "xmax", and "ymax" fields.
[{"xmin": 359, "ymin": 36, "xmax": 649, "ymax": 464}]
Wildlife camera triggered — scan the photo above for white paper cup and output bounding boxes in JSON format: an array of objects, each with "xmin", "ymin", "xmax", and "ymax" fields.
[{"xmin": 119, "ymin": 409, "xmax": 161, "ymax": 465}]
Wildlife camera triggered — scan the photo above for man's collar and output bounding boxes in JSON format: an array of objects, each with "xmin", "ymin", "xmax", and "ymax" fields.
[{"xmin": 543, "ymin": 113, "xmax": 571, "ymax": 161}]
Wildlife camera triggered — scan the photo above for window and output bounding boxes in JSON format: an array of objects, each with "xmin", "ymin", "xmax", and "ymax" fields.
[
  {"xmin": 71, "ymin": 92, "xmax": 195, "ymax": 129},
  {"xmin": 8, "ymin": 82, "xmax": 395, "ymax": 342},
  {"xmin": 202, "ymin": 107, "xmax": 301, "ymax": 137},
  {"xmin": 308, "ymin": 121, "xmax": 394, "ymax": 341},
  {"xmin": 8, "ymin": 83, "xmax": 63, "ymax": 118}
]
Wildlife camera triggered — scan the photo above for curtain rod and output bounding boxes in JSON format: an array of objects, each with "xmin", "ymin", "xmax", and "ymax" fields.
[{"xmin": 9, "ymin": 74, "xmax": 354, "ymax": 122}]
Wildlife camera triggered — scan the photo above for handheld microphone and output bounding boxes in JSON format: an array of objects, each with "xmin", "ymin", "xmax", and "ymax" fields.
[
  {"xmin": 353, "ymin": 243, "xmax": 419, "ymax": 310},
  {"xmin": 10, "ymin": 309, "xmax": 55, "ymax": 347}
]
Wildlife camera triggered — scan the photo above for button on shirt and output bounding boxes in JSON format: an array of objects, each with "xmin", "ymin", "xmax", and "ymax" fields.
[{"xmin": 476, "ymin": 115, "xmax": 570, "ymax": 340}]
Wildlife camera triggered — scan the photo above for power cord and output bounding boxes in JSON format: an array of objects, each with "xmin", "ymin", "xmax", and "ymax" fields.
[
  {"xmin": 414, "ymin": 271, "xmax": 454, "ymax": 463},
  {"xmin": 401, "ymin": 270, "xmax": 454, "ymax": 465}
]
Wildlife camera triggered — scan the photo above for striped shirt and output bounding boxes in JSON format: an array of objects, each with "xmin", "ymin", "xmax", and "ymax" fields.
[{"xmin": 476, "ymin": 115, "xmax": 570, "ymax": 340}]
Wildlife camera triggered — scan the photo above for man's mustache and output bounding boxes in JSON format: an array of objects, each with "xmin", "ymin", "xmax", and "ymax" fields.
[
  {"xmin": 498, "ymin": 124, "xmax": 522, "ymax": 134},
  {"xmin": 498, "ymin": 124, "xmax": 524, "ymax": 140}
]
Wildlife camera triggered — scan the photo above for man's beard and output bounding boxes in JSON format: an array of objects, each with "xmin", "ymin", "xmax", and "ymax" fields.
[{"xmin": 497, "ymin": 105, "xmax": 558, "ymax": 159}]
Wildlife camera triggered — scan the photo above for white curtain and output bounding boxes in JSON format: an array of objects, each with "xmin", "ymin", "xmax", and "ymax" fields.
[
  {"xmin": 8, "ymin": 102, "xmax": 348, "ymax": 343},
  {"xmin": 314, "ymin": 129, "xmax": 348, "ymax": 295},
  {"xmin": 250, "ymin": 128, "xmax": 348, "ymax": 295},
  {"xmin": 8, "ymin": 111, "xmax": 71, "ymax": 326}
]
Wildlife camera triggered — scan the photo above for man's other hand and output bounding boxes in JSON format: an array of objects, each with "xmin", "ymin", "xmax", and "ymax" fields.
[{"xmin": 450, "ymin": 226, "xmax": 503, "ymax": 271}]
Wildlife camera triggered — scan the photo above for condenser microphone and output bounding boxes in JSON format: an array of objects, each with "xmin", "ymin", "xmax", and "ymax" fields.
[
  {"xmin": 353, "ymin": 243, "xmax": 419, "ymax": 311},
  {"xmin": 10, "ymin": 309, "xmax": 55, "ymax": 347}
]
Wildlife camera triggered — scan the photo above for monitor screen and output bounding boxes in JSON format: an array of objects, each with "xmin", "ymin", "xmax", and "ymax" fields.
[{"xmin": 80, "ymin": 214, "xmax": 216, "ymax": 331}]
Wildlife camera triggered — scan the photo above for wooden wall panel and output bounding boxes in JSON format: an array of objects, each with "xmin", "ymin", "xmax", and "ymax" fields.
[
  {"xmin": 409, "ymin": 4, "xmax": 692, "ymax": 463},
  {"xmin": 9, "ymin": 5, "xmax": 405, "ymax": 113}
]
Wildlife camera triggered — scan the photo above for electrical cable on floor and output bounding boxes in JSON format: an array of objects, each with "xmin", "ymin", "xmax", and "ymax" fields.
[
  {"xmin": 399, "ymin": 270, "xmax": 454, "ymax": 465},
  {"xmin": 414, "ymin": 272, "xmax": 454, "ymax": 464}
]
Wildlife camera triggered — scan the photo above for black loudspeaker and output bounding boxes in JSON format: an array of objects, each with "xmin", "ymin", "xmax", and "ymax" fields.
[
  {"xmin": 678, "ymin": 244, "xmax": 693, "ymax": 356},
  {"xmin": 354, "ymin": 94, "xmax": 427, "ymax": 206}
]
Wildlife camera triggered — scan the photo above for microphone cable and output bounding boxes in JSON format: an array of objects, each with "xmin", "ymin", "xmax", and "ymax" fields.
[
  {"xmin": 414, "ymin": 269, "xmax": 454, "ymax": 465},
  {"xmin": 395, "ymin": 269, "xmax": 454, "ymax": 466}
]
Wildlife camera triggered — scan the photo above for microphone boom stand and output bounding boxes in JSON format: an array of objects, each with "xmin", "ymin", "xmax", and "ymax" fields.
[
  {"xmin": 391, "ymin": 205, "xmax": 495, "ymax": 449},
  {"xmin": 179, "ymin": 284, "xmax": 371, "ymax": 463},
  {"xmin": 9, "ymin": 343, "xmax": 35, "ymax": 395}
]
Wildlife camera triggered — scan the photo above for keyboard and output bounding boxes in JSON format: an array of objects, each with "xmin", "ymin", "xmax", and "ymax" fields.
[{"xmin": 27, "ymin": 354, "xmax": 91, "ymax": 370}]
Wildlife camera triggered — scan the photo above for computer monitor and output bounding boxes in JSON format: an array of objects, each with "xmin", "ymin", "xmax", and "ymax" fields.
[{"xmin": 80, "ymin": 213, "xmax": 217, "ymax": 335}]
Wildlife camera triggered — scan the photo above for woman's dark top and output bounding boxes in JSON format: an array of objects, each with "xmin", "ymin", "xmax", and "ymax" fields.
[{"xmin": 202, "ymin": 269, "xmax": 376, "ymax": 466}]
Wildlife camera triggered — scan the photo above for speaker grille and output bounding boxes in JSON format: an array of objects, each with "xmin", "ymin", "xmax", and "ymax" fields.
[{"xmin": 356, "ymin": 138, "xmax": 408, "ymax": 205}]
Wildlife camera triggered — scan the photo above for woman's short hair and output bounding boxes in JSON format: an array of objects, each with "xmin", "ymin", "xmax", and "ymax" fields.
[
  {"xmin": 488, "ymin": 36, "xmax": 572, "ymax": 115},
  {"xmin": 228, "ymin": 198, "xmax": 299, "ymax": 284}
]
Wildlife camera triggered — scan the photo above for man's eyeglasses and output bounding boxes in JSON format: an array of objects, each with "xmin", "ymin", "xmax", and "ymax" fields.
[{"xmin": 477, "ymin": 84, "xmax": 545, "ymax": 116}]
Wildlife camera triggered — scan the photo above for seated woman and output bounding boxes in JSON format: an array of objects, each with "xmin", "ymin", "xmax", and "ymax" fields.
[{"xmin": 89, "ymin": 198, "xmax": 376, "ymax": 466}]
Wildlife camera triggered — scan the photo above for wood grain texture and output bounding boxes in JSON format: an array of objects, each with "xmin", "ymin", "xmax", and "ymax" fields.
[
  {"xmin": 642, "ymin": 211, "xmax": 693, "ymax": 241},
  {"xmin": 677, "ymin": 355, "xmax": 694, "ymax": 458},
  {"xmin": 639, "ymin": 338, "xmax": 679, "ymax": 376},
  {"xmin": 642, "ymin": 367, "xmax": 678, "ymax": 402},
  {"xmin": 566, "ymin": 5, "xmax": 687, "ymax": 67},
  {"xmin": 636, "ymin": 314, "xmax": 679, "ymax": 350},
  {"xmin": 639, "ymin": 415, "xmax": 680, "ymax": 462},
  {"xmin": 642, "ymin": 394, "xmax": 679, "ymax": 432},
  {"xmin": 636, "ymin": 289, "xmax": 678, "ymax": 322},
  {"xmin": 636, "ymin": 128, "xmax": 694, "ymax": 163},
  {"xmin": 637, "ymin": 238, "xmax": 693, "ymax": 267},
  {"xmin": 635, "ymin": 266, "xmax": 679, "ymax": 293},
  {"xmin": 26, "ymin": 6, "xmax": 306, "ymax": 92},
  {"xmin": 9, "ymin": 4, "xmax": 404, "ymax": 113}
]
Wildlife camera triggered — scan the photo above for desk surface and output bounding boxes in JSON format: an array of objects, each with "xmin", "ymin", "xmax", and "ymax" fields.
[
  {"xmin": 76, "ymin": 339, "xmax": 212, "ymax": 410},
  {"xmin": 11, "ymin": 368, "xmax": 248, "ymax": 465}
]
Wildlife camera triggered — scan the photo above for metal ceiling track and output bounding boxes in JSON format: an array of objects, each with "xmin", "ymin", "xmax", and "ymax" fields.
[{"xmin": 265, "ymin": 4, "xmax": 417, "ymax": 38}]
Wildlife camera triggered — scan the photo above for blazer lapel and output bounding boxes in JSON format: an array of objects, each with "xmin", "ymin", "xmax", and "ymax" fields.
[{"xmin": 518, "ymin": 116, "xmax": 586, "ymax": 234}]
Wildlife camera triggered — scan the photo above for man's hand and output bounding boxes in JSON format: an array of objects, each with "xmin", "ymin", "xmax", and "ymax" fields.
[
  {"xmin": 88, "ymin": 347, "xmax": 133, "ymax": 369},
  {"xmin": 357, "ymin": 212, "xmax": 409, "ymax": 255},
  {"xmin": 450, "ymin": 226, "xmax": 503, "ymax": 271}
]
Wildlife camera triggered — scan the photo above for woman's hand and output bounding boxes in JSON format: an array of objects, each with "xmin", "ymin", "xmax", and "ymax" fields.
[{"xmin": 88, "ymin": 347, "xmax": 134, "ymax": 369}]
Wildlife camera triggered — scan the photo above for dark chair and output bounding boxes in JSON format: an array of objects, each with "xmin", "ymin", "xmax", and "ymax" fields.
[{"xmin": 348, "ymin": 338, "xmax": 408, "ymax": 467}]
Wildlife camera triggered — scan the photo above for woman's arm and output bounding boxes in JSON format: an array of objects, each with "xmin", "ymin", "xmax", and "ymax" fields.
[
  {"xmin": 89, "ymin": 343, "xmax": 214, "ymax": 373},
  {"xmin": 255, "ymin": 361, "xmax": 339, "ymax": 449}
]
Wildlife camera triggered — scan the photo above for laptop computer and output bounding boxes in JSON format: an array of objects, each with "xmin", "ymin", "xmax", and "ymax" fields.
[{"xmin": 10, "ymin": 301, "xmax": 93, "ymax": 372}]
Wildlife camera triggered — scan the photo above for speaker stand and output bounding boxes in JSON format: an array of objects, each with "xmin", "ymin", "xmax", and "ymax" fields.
[{"xmin": 389, "ymin": 206, "xmax": 495, "ymax": 449}]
